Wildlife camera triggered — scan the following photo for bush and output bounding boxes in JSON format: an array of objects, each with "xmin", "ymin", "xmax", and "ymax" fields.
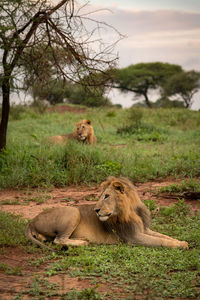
[{"xmin": 117, "ymin": 122, "xmax": 167, "ymax": 142}]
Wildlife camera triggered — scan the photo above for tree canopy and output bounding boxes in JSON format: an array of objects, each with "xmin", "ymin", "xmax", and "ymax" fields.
[
  {"xmin": 0, "ymin": 0, "xmax": 121, "ymax": 149},
  {"xmin": 163, "ymin": 70, "xmax": 200, "ymax": 108},
  {"xmin": 112, "ymin": 62, "xmax": 183, "ymax": 107}
]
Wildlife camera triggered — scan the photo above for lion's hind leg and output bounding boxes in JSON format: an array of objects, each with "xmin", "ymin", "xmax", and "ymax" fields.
[{"xmin": 53, "ymin": 207, "xmax": 88, "ymax": 247}]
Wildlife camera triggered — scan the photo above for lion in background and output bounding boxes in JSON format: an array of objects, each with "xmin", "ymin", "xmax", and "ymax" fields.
[
  {"xmin": 25, "ymin": 176, "xmax": 188, "ymax": 250},
  {"xmin": 47, "ymin": 119, "xmax": 96, "ymax": 145}
]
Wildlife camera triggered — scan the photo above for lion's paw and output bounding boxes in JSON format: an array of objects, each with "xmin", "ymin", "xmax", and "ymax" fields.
[{"xmin": 179, "ymin": 241, "xmax": 188, "ymax": 249}]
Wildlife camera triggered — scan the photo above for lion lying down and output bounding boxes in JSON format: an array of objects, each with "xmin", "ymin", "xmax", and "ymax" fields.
[
  {"xmin": 47, "ymin": 119, "xmax": 96, "ymax": 145},
  {"xmin": 25, "ymin": 176, "xmax": 188, "ymax": 250}
]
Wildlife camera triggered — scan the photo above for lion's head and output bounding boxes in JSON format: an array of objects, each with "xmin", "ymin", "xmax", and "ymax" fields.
[
  {"xmin": 94, "ymin": 176, "xmax": 147, "ymax": 224},
  {"xmin": 74, "ymin": 119, "xmax": 96, "ymax": 144}
]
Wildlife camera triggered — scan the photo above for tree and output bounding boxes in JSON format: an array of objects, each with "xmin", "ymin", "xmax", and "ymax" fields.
[
  {"xmin": 68, "ymin": 84, "xmax": 111, "ymax": 107},
  {"xmin": 163, "ymin": 71, "xmax": 200, "ymax": 108},
  {"xmin": 112, "ymin": 62, "xmax": 183, "ymax": 107},
  {"xmin": 31, "ymin": 78, "xmax": 73, "ymax": 105},
  {"xmin": 24, "ymin": 53, "xmax": 112, "ymax": 106},
  {"xmin": 0, "ymin": 0, "xmax": 121, "ymax": 150}
]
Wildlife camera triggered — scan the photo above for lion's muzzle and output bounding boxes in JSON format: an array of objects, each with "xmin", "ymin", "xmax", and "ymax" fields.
[
  {"xmin": 79, "ymin": 134, "xmax": 86, "ymax": 140},
  {"xmin": 95, "ymin": 208, "xmax": 111, "ymax": 221}
]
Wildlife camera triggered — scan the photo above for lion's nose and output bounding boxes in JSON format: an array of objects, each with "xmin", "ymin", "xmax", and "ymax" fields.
[{"xmin": 95, "ymin": 208, "xmax": 100, "ymax": 214}]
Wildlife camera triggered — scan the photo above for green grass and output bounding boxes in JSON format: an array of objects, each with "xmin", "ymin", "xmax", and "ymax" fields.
[
  {"xmin": 0, "ymin": 193, "xmax": 199, "ymax": 299},
  {"xmin": 0, "ymin": 262, "xmax": 23, "ymax": 276},
  {"xmin": 158, "ymin": 179, "xmax": 200, "ymax": 194},
  {"xmin": 0, "ymin": 105, "xmax": 200, "ymax": 188},
  {"xmin": 1, "ymin": 104, "xmax": 200, "ymax": 299},
  {"xmin": 0, "ymin": 211, "xmax": 27, "ymax": 247},
  {"xmin": 39, "ymin": 202, "xmax": 200, "ymax": 299}
]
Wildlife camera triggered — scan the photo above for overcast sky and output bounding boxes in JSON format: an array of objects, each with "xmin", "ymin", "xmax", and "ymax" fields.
[
  {"xmin": 89, "ymin": 0, "xmax": 200, "ymax": 109},
  {"xmin": 7, "ymin": 0, "xmax": 200, "ymax": 109}
]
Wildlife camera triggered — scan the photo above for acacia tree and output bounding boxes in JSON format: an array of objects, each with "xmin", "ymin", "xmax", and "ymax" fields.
[
  {"xmin": 163, "ymin": 70, "xmax": 200, "ymax": 108},
  {"xmin": 112, "ymin": 62, "xmax": 183, "ymax": 107},
  {"xmin": 0, "ymin": 0, "xmax": 121, "ymax": 150}
]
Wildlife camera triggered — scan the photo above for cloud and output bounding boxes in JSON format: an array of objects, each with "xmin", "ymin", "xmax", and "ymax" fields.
[
  {"xmin": 95, "ymin": 8, "xmax": 200, "ymax": 34},
  {"xmin": 90, "ymin": 6, "xmax": 200, "ymax": 109},
  {"xmin": 89, "ymin": 8, "xmax": 200, "ymax": 71}
]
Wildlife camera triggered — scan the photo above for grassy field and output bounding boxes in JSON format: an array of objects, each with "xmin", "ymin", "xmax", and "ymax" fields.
[
  {"xmin": 0, "ymin": 199, "xmax": 199, "ymax": 299},
  {"xmin": 0, "ymin": 105, "xmax": 200, "ymax": 188},
  {"xmin": 0, "ymin": 104, "xmax": 200, "ymax": 299}
]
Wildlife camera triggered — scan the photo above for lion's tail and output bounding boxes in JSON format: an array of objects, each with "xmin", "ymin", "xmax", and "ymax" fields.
[{"xmin": 25, "ymin": 223, "xmax": 56, "ymax": 252}]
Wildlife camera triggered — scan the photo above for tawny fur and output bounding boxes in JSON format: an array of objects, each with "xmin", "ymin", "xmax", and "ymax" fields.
[
  {"xmin": 25, "ymin": 176, "xmax": 188, "ymax": 250},
  {"xmin": 47, "ymin": 119, "xmax": 96, "ymax": 145}
]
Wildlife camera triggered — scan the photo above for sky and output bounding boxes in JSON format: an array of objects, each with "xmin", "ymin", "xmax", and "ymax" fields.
[
  {"xmin": 89, "ymin": 0, "xmax": 200, "ymax": 109},
  {"xmin": 5, "ymin": 0, "xmax": 200, "ymax": 109}
]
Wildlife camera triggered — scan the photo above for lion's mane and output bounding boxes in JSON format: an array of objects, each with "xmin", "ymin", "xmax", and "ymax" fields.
[{"xmin": 47, "ymin": 119, "xmax": 96, "ymax": 145}]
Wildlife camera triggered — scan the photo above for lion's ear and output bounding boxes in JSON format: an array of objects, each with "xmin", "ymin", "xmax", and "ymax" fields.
[
  {"xmin": 100, "ymin": 181, "xmax": 108, "ymax": 190},
  {"xmin": 86, "ymin": 120, "xmax": 91, "ymax": 125},
  {"xmin": 112, "ymin": 182, "xmax": 125, "ymax": 194}
]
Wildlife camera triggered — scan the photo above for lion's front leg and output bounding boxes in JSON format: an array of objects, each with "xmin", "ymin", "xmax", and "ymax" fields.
[
  {"xmin": 145, "ymin": 228, "xmax": 184, "ymax": 242},
  {"xmin": 133, "ymin": 233, "xmax": 188, "ymax": 249}
]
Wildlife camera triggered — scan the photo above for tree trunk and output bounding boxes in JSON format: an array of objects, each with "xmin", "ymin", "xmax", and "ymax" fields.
[
  {"xmin": 143, "ymin": 92, "xmax": 152, "ymax": 108},
  {"xmin": 0, "ymin": 78, "xmax": 10, "ymax": 150}
]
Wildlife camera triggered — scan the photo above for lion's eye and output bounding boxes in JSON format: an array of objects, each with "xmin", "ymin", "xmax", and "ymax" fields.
[
  {"xmin": 104, "ymin": 194, "xmax": 109, "ymax": 199},
  {"xmin": 82, "ymin": 126, "xmax": 85, "ymax": 129}
]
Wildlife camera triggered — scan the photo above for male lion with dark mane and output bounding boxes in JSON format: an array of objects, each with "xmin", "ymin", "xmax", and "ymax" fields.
[
  {"xmin": 47, "ymin": 119, "xmax": 96, "ymax": 145},
  {"xmin": 25, "ymin": 176, "xmax": 188, "ymax": 250}
]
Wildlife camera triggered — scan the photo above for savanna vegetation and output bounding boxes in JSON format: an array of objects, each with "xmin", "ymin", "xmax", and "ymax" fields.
[
  {"xmin": 0, "ymin": 104, "xmax": 200, "ymax": 299},
  {"xmin": 0, "ymin": 105, "xmax": 200, "ymax": 188},
  {"xmin": 1, "ymin": 1, "xmax": 200, "ymax": 298}
]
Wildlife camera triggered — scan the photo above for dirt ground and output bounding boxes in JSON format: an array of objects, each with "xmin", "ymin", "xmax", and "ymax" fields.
[{"xmin": 0, "ymin": 180, "xmax": 199, "ymax": 299}]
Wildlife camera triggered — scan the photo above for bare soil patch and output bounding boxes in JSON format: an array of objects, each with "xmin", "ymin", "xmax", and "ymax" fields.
[{"xmin": 0, "ymin": 180, "xmax": 199, "ymax": 299}]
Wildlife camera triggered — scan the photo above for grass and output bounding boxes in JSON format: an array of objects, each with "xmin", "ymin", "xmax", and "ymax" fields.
[
  {"xmin": 0, "ymin": 104, "xmax": 200, "ymax": 298},
  {"xmin": 0, "ymin": 105, "xmax": 200, "ymax": 188},
  {"xmin": 158, "ymin": 179, "xmax": 200, "ymax": 194},
  {"xmin": 0, "ymin": 199, "xmax": 199, "ymax": 299},
  {"xmin": 0, "ymin": 211, "xmax": 27, "ymax": 247},
  {"xmin": 0, "ymin": 262, "xmax": 23, "ymax": 276},
  {"xmin": 44, "ymin": 203, "xmax": 200, "ymax": 299}
]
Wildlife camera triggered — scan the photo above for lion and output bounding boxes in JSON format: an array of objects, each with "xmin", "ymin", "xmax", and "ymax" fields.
[
  {"xmin": 25, "ymin": 176, "xmax": 188, "ymax": 250},
  {"xmin": 47, "ymin": 119, "xmax": 96, "ymax": 145}
]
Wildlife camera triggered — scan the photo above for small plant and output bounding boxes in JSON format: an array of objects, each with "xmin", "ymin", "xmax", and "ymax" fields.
[
  {"xmin": 28, "ymin": 193, "xmax": 51, "ymax": 204},
  {"xmin": 63, "ymin": 197, "xmax": 75, "ymax": 202},
  {"xmin": 0, "ymin": 211, "xmax": 27, "ymax": 246},
  {"xmin": 117, "ymin": 122, "xmax": 167, "ymax": 142},
  {"xmin": 127, "ymin": 107, "xmax": 143, "ymax": 124},
  {"xmin": 144, "ymin": 199, "xmax": 157, "ymax": 211},
  {"xmin": 9, "ymin": 105, "xmax": 29, "ymax": 120},
  {"xmin": 159, "ymin": 179, "xmax": 200, "ymax": 194},
  {"xmin": 158, "ymin": 179, "xmax": 200, "ymax": 201},
  {"xmin": 61, "ymin": 287, "xmax": 104, "ymax": 300},
  {"xmin": 0, "ymin": 199, "xmax": 21, "ymax": 205},
  {"xmin": 160, "ymin": 199, "xmax": 190, "ymax": 217},
  {"xmin": 106, "ymin": 110, "xmax": 116, "ymax": 117},
  {"xmin": 27, "ymin": 276, "xmax": 59, "ymax": 298},
  {"xmin": 0, "ymin": 262, "xmax": 23, "ymax": 275},
  {"xmin": 95, "ymin": 161, "xmax": 121, "ymax": 177}
]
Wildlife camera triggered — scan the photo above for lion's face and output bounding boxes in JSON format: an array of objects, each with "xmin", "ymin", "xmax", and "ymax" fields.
[
  {"xmin": 94, "ymin": 180, "xmax": 125, "ymax": 222},
  {"xmin": 75, "ymin": 120, "xmax": 91, "ymax": 142}
]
